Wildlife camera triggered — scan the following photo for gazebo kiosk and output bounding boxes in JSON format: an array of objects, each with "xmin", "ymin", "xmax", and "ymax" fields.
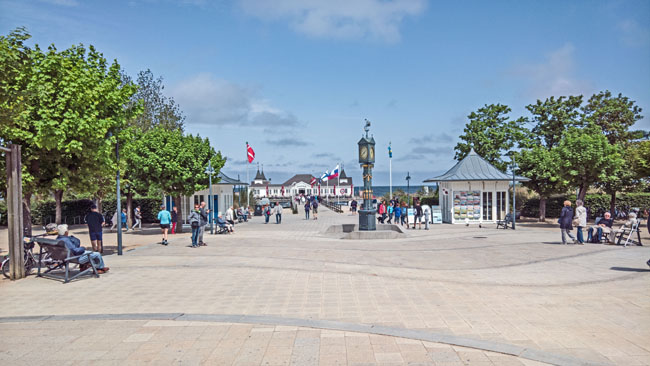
[{"xmin": 423, "ymin": 149, "xmax": 529, "ymax": 224}]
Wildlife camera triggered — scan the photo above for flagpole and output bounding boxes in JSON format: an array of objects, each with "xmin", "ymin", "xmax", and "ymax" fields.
[
  {"xmin": 389, "ymin": 142, "xmax": 392, "ymax": 200},
  {"xmin": 246, "ymin": 142, "xmax": 249, "ymax": 209}
]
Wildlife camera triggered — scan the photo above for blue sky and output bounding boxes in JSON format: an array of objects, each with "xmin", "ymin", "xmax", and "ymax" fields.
[{"xmin": 2, "ymin": 0, "xmax": 649, "ymax": 185}]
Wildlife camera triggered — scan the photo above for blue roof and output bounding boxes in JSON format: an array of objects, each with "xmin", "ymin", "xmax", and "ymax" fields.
[
  {"xmin": 217, "ymin": 172, "xmax": 248, "ymax": 185},
  {"xmin": 423, "ymin": 149, "xmax": 530, "ymax": 182}
]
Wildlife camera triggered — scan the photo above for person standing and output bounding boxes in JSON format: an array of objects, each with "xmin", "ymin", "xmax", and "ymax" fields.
[
  {"xmin": 304, "ymin": 200, "xmax": 311, "ymax": 220},
  {"xmin": 574, "ymin": 200, "xmax": 587, "ymax": 244},
  {"xmin": 394, "ymin": 202, "xmax": 401, "ymax": 225},
  {"xmin": 413, "ymin": 199, "xmax": 423, "ymax": 229},
  {"xmin": 377, "ymin": 200, "xmax": 386, "ymax": 223},
  {"xmin": 188, "ymin": 204, "xmax": 201, "ymax": 248},
  {"xmin": 351, "ymin": 199, "xmax": 357, "ymax": 215},
  {"xmin": 312, "ymin": 198, "xmax": 319, "ymax": 220},
  {"xmin": 387, "ymin": 202, "xmax": 393, "ymax": 224},
  {"xmin": 157, "ymin": 205, "xmax": 171, "ymax": 245},
  {"xmin": 85, "ymin": 204, "xmax": 104, "ymax": 253},
  {"xmin": 225, "ymin": 206, "xmax": 235, "ymax": 232},
  {"xmin": 132, "ymin": 206, "xmax": 142, "ymax": 230},
  {"xmin": 274, "ymin": 203, "xmax": 283, "ymax": 224},
  {"xmin": 424, "ymin": 206, "xmax": 430, "ymax": 230},
  {"xmin": 171, "ymin": 206, "xmax": 178, "ymax": 234},
  {"xmin": 199, "ymin": 201, "xmax": 209, "ymax": 246},
  {"xmin": 401, "ymin": 202, "xmax": 408, "ymax": 226},
  {"xmin": 559, "ymin": 200, "xmax": 576, "ymax": 244}
]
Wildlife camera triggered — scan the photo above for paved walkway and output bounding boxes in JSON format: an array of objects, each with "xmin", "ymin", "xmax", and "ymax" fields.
[{"xmin": 1, "ymin": 207, "xmax": 649, "ymax": 365}]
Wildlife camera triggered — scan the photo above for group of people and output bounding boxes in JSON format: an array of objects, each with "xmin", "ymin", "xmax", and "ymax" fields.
[
  {"xmin": 262, "ymin": 203, "xmax": 283, "ymax": 224},
  {"xmin": 64, "ymin": 214, "xmax": 110, "ymax": 273},
  {"xmin": 303, "ymin": 195, "xmax": 319, "ymax": 220},
  {"xmin": 559, "ymin": 199, "xmax": 641, "ymax": 244},
  {"xmin": 376, "ymin": 198, "xmax": 428, "ymax": 229}
]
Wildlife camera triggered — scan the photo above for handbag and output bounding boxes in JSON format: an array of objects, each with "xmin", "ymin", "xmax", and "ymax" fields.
[{"xmin": 572, "ymin": 217, "xmax": 580, "ymax": 227}]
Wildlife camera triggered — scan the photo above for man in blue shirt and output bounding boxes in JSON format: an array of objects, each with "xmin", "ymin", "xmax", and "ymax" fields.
[
  {"xmin": 56, "ymin": 224, "xmax": 109, "ymax": 273},
  {"xmin": 157, "ymin": 205, "xmax": 172, "ymax": 245}
]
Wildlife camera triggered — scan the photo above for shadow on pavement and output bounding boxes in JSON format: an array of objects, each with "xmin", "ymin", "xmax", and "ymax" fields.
[{"xmin": 609, "ymin": 266, "xmax": 650, "ymax": 272}]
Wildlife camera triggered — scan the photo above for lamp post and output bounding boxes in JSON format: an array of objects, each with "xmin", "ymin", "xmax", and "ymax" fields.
[
  {"xmin": 406, "ymin": 172, "xmax": 411, "ymax": 207},
  {"xmin": 511, "ymin": 157, "xmax": 516, "ymax": 230},
  {"xmin": 205, "ymin": 161, "xmax": 214, "ymax": 234},
  {"xmin": 388, "ymin": 142, "xmax": 392, "ymax": 200},
  {"xmin": 114, "ymin": 134, "xmax": 123, "ymax": 255}
]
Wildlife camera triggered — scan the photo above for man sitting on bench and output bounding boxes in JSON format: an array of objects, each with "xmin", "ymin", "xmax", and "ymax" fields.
[
  {"xmin": 57, "ymin": 224, "xmax": 110, "ymax": 274},
  {"xmin": 587, "ymin": 212, "xmax": 613, "ymax": 243}
]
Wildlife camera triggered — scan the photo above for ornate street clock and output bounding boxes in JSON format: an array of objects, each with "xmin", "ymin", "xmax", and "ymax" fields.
[{"xmin": 357, "ymin": 119, "xmax": 376, "ymax": 231}]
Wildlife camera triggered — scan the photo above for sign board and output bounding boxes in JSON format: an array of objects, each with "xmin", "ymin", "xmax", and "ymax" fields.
[
  {"xmin": 431, "ymin": 205, "xmax": 442, "ymax": 224},
  {"xmin": 407, "ymin": 208, "xmax": 415, "ymax": 223}
]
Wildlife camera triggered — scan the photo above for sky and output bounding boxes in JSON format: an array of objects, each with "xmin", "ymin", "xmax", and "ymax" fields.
[{"xmin": 1, "ymin": 0, "xmax": 649, "ymax": 185}]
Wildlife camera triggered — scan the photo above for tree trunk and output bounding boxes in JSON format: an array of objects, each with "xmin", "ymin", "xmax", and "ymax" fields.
[
  {"xmin": 578, "ymin": 184, "xmax": 587, "ymax": 202},
  {"xmin": 126, "ymin": 192, "xmax": 133, "ymax": 228},
  {"xmin": 174, "ymin": 195, "xmax": 183, "ymax": 233},
  {"xmin": 539, "ymin": 197, "xmax": 547, "ymax": 222},
  {"xmin": 54, "ymin": 190, "xmax": 64, "ymax": 225},
  {"xmin": 609, "ymin": 191, "xmax": 616, "ymax": 217},
  {"xmin": 22, "ymin": 192, "xmax": 32, "ymax": 237},
  {"xmin": 96, "ymin": 196, "xmax": 103, "ymax": 215}
]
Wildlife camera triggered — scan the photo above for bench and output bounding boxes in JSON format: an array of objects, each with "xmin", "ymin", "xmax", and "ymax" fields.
[
  {"xmin": 34, "ymin": 237, "xmax": 99, "ymax": 283},
  {"xmin": 496, "ymin": 213, "xmax": 513, "ymax": 229}
]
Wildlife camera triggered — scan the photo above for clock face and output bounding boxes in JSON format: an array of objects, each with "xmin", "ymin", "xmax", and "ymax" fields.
[
  {"xmin": 360, "ymin": 146, "xmax": 368, "ymax": 160},
  {"xmin": 369, "ymin": 146, "xmax": 375, "ymax": 160}
]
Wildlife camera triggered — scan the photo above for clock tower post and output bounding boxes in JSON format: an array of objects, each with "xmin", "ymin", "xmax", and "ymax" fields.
[{"xmin": 357, "ymin": 120, "xmax": 376, "ymax": 231}]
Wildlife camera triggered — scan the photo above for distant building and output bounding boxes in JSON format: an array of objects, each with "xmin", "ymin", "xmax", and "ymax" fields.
[{"xmin": 250, "ymin": 167, "xmax": 353, "ymax": 199}]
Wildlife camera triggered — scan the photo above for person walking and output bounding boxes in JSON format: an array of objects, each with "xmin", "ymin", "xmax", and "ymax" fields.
[
  {"xmin": 304, "ymin": 200, "xmax": 311, "ymax": 220},
  {"xmin": 199, "ymin": 201, "xmax": 209, "ymax": 246},
  {"xmin": 188, "ymin": 204, "xmax": 201, "ymax": 248},
  {"xmin": 121, "ymin": 208, "xmax": 128, "ymax": 232},
  {"xmin": 312, "ymin": 198, "xmax": 319, "ymax": 220},
  {"xmin": 559, "ymin": 200, "xmax": 576, "ymax": 244},
  {"xmin": 377, "ymin": 200, "xmax": 386, "ymax": 224},
  {"xmin": 424, "ymin": 206, "xmax": 430, "ymax": 230},
  {"xmin": 575, "ymin": 200, "xmax": 587, "ymax": 244},
  {"xmin": 157, "ymin": 205, "xmax": 172, "ymax": 245},
  {"xmin": 351, "ymin": 199, "xmax": 357, "ymax": 215},
  {"xmin": 85, "ymin": 204, "xmax": 104, "ymax": 253},
  {"xmin": 401, "ymin": 201, "xmax": 408, "ymax": 227},
  {"xmin": 274, "ymin": 203, "xmax": 283, "ymax": 224},
  {"xmin": 225, "ymin": 206, "xmax": 235, "ymax": 232},
  {"xmin": 132, "ymin": 206, "xmax": 142, "ymax": 230},
  {"xmin": 110, "ymin": 210, "xmax": 118, "ymax": 231},
  {"xmin": 171, "ymin": 206, "xmax": 178, "ymax": 234},
  {"xmin": 387, "ymin": 202, "xmax": 393, "ymax": 224}
]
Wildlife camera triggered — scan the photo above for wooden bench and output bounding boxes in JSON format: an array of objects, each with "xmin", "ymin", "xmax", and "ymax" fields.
[
  {"xmin": 496, "ymin": 213, "xmax": 513, "ymax": 229},
  {"xmin": 34, "ymin": 237, "xmax": 99, "ymax": 283}
]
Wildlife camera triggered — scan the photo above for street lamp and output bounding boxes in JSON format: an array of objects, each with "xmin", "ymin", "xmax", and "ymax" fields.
[
  {"xmin": 511, "ymin": 157, "xmax": 516, "ymax": 230},
  {"xmin": 406, "ymin": 172, "xmax": 411, "ymax": 207},
  {"xmin": 107, "ymin": 131, "xmax": 123, "ymax": 256},
  {"xmin": 205, "ymin": 161, "xmax": 215, "ymax": 234}
]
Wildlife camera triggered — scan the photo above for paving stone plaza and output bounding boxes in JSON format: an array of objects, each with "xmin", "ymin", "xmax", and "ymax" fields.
[{"xmin": 1, "ymin": 207, "xmax": 649, "ymax": 366}]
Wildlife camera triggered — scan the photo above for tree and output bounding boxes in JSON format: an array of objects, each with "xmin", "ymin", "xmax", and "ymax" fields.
[
  {"xmin": 556, "ymin": 127, "xmax": 623, "ymax": 202},
  {"xmin": 126, "ymin": 69, "xmax": 185, "ymax": 132},
  {"xmin": 583, "ymin": 90, "xmax": 643, "ymax": 145},
  {"xmin": 0, "ymin": 28, "xmax": 138, "ymax": 227},
  {"xmin": 517, "ymin": 95, "xmax": 583, "ymax": 221},
  {"xmin": 454, "ymin": 104, "xmax": 529, "ymax": 172},
  {"xmin": 528, "ymin": 95, "xmax": 584, "ymax": 149},
  {"xmin": 515, "ymin": 147, "xmax": 567, "ymax": 221},
  {"xmin": 125, "ymin": 127, "xmax": 225, "ymax": 232}
]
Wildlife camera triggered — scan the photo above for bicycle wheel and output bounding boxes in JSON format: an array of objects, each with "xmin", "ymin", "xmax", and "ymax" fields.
[{"xmin": 1, "ymin": 258, "xmax": 10, "ymax": 279}]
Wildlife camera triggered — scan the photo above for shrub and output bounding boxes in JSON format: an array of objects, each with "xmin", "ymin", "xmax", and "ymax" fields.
[
  {"xmin": 521, "ymin": 193, "xmax": 650, "ymax": 219},
  {"xmin": 32, "ymin": 197, "xmax": 163, "ymax": 225},
  {"xmin": 0, "ymin": 200, "xmax": 6, "ymax": 226}
]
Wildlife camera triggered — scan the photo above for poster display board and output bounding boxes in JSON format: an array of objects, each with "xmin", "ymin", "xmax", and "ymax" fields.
[
  {"xmin": 453, "ymin": 191, "xmax": 481, "ymax": 221},
  {"xmin": 431, "ymin": 205, "xmax": 442, "ymax": 224},
  {"xmin": 406, "ymin": 208, "xmax": 415, "ymax": 223}
]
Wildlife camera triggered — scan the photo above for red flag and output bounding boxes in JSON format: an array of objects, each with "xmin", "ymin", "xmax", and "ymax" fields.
[
  {"xmin": 266, "ymin": 185, "xmax": 269, "ymax": 196},
  {"xmin": 318, "ymin": 184, "xmax": 321, "ymax": 196},
  {"xmin": 310, "ymin": 177, "xmax": 317, "ymax": 186},
  {"xmin": 351, "ymin": 183, "xmax": 353, "ymax": 197},
  {"xmin": 281, "ymin": 186, "xmax": 285, "ymax": 196},
  {"xmin": 334, "ymin": 184, "xmax": 336, "ymax": 194},
  {"xmin": 246, "ymin": 142, "xmax": 255, "ymax": 163}
]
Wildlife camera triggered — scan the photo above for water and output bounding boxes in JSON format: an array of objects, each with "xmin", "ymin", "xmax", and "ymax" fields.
[{"xmin": 354, "ymin": 185, "xmax": 437, "ymax": 198}]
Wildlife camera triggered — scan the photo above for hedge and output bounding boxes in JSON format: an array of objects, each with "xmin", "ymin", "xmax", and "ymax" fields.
[
  {"xmin": 0, "ymin": 200, "xmax": 6, "ymax": 226},
  {"xmin": 521, "ymin": 193, "xmax": 650, "ymax": 219},
  {"xmin": 31, "ymin": 197, "xmax": 163, "ymax": 225}
]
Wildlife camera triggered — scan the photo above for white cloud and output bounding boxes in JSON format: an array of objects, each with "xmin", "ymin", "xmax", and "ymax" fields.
[
  {"xmin": 618, "ymin": 19, "xmax": 650, "ymax": 47},
  {"xmin": 238, "ymin": 0, "xmax": 426, "ymax": 42},
  {"xmin": 511, "ymin": 43, "xmax": 592, "ymax": 99},
  {"xmin": 41, "ymin": 0, "xmax": 79, "ymax": 6},
  {"xmin": 169, "ymin": 73, "xmax": 301, "ymax": 129}
]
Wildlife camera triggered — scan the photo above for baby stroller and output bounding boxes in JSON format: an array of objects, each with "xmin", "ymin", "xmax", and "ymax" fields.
[{"xmin": 215, "ymin": 217, "xmax": 230, "ymax": 234}]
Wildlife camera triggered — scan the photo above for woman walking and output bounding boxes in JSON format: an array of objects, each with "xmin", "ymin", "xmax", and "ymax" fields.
[
  {"xmin": 559, "ymin": 200, "xmax": 576, "ymax": 244},
  {"xmin": 304, "ymin": 200, "xmax": 311, "ymax": 220},
  {"xmin": 575, "ymin": 200, "xmax": 587, "ymax": 244},
  {"xmin": 171, "ymin": 207, "xmax": 178, "ymax": 234}
]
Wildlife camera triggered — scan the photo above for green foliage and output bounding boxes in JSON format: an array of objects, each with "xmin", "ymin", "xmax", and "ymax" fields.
[
  {"xmin": 582, "ymin": 90, "xmax": 643, "ymax": 145},
  {"xmin": 516, "ymin": 146, "xmax": 567, "ymax": 199},
  {"xmin": 527, "ymin": 95, "xmax": 583, "ymax": 148},
  {"xmin": 100, "ymin": 197, "xmax": 163, "ymax": 223},
  {"xmin": 629, "ymin": 140, "xmax": 650, "ymax": 179},
  {"xmin": 454, "ymin": 104, "xmax": 529, "ymax": 172},
  {"xmin": 420, "ymin": 196, "xmax": 439, "ymax": 206},
  {"xmin": 556, "ymin": 126, "xmax": 623, "ymax": 199},
  {"xmin": 125, "ymin": 127, "xmax": 226, "ymax": 197},
  {"xmin": 0, "ymin": 200, "xmax": 6, "ymax": 225},
  {"xmin": 522, "ymin": 193, "xmax": 650, "ymax": 219},
  {"xmin": 126, "ymin": 69, "xmax": 185, "ymax": 132}
]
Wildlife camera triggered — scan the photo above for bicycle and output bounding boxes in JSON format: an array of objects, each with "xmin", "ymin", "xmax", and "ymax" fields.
[{"xmin": 2, "ymin": 229, "xmax": 57, "ymax": 279}]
